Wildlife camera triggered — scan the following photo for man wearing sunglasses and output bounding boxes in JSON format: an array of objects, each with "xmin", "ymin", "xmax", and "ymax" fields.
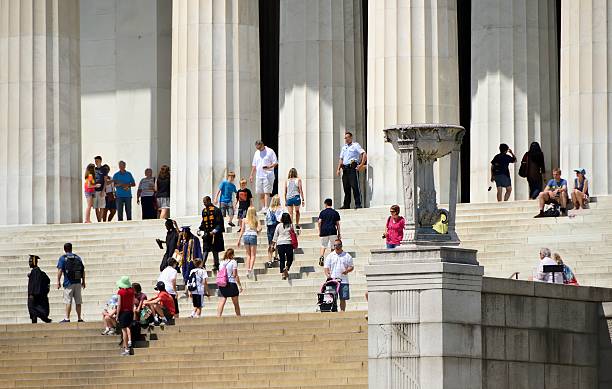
[{"xmin": 323, "ymin": 239, "xmax": 354, "ymax": 312}]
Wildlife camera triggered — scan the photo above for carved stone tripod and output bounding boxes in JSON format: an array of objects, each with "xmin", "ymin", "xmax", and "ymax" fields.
[{"xmin": 383, "ymin": 124, "xmax": 465, "ymax": 245}]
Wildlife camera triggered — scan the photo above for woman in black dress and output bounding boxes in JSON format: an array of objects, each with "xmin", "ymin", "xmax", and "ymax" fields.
[{"xmin": 520, "ymin": 142, "xmax": 546, "ymax": 199}]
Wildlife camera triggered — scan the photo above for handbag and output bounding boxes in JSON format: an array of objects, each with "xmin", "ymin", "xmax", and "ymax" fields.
[
  {"xmin": 289, "ymin": 226, "xmax": 298, "ymax": 249},
  {"xmin": 518, "ymin": 154, "xmax": 528, "ymax": 178}
]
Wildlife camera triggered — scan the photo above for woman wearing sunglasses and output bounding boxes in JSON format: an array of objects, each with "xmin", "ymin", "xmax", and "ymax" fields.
[{"xmin": 383, "ymin": 205, "xmax": 405, "ymax": 249}]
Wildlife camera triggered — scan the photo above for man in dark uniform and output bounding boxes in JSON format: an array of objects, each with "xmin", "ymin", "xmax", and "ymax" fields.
[
  {"xmin": 27, "ymin": 255, "xmax": 52, "ymax": 323},
  {"xmin": 336, "ymin": 131, "xmax": 367, "ymax": 209},
  {"xmin": 199, "ymin": 196, "xmax": 225, "ymax": 271}
]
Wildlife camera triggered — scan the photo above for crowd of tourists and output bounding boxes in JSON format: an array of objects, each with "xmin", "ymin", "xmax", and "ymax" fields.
[{"xmin": 490, "ymin": 142, "xmax": 590, "ymax": 216}]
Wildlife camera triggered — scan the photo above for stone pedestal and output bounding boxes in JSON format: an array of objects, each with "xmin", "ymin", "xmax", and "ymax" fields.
[
  {"xmin": 560, "ymin": 0, "xmax": 612, "ymax": 195},
  {"xmin": 0, "ymin": 0, "xmax": 82, "ymax": 224},
  {"xmin": 471, "ymin": 0, "xmax": 559, "ymax": 202},
  {"xmin": 170, "ymin": 0, "xmax": 261, "ymax": 216},
  {"xmin": 367, "ymin": 0, "xmax": 460, "ymax": 207},
  {"xmin": 278, "ymin": 0, "xmax": 365, "ymax": 211},
  {"xmin": 366, "ymin": 246, "xmax": 483, "ymax": 389}
]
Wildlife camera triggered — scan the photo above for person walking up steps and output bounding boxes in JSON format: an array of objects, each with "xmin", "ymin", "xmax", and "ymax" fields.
[
  {"xmin": 265, "ymin": 195, "xmax": 284, "ymax": 266},
  {"xmin": 318, "ymin": 198, "xmax": 341, "ymax": 267},
  {"xmin": 216, "ymin": 249, "xmax": 243, "ymax": 317},
  {"xmin": 324, "ymin": 239, "xmax": 354, "ymax": 312},
  {"xmin": 56, "ymin": 243, "xmax": 86, "ymax": 323},
  {"xmin": 284, "ymin": 168, "xmax": 304, "ymax": 232},
  {"xmin": 236, "ymin": 178, "xmax": 253, "ymax": 232},
  {"xmin": 336, "ymin": 131, "xmax": 367, "ymax": 209},
  {"xmin": 215, "ymin": 171, "xmax": 238, "ymax": 227},
  {"xmin": 272, "ymin": 213, "xmax": 296, "ymax": 280},
  {"xmin": 250, "ymin": 140, "xmax": 278, "ymax": 212},
  {"xmin": 490, "ymin": 143, "xmax": 517, "ymax": 202},
  {"xmin": 237, "ymin": 206, "xmax": 262, "ymax": 279},
  {"xmin": 187, "ymin": 259, "xmax": 209, "ymax": 318}
]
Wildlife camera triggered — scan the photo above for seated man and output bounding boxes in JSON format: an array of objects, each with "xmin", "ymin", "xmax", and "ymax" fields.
[
  {"xmin": 571, "ymin": 168, "xmax": 589, "ymax": 210},
  {"xmin": 143, "ymin": 281, "xmax": 176, "ymax": 328},
  {"xmin": 532, "ymin": 247, "xmax": 563, "ymax": 284},
  {"xmin": 535, "ymin": 168, "xmax": 568, "ymax": 217}
]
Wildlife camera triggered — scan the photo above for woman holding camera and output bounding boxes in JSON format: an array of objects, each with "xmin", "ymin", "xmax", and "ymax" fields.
[{"xmin": 384, "ymin": 205, "xmax": 405, "ymax": 249}]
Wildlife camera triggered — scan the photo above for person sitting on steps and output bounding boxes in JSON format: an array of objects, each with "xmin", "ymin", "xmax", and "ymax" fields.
[{"xmin": 535, "ymin": 168, "xmax": 568, "ymax": 217}]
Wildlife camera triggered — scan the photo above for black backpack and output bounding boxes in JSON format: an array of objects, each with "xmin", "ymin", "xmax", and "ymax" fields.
[
  {"xmin": 65, "ymin": 254, "xmax": 83, "ymax": 283},
  {"xmin": 187, "ymin": 271, "xmax": 198, "ymax": 292}
]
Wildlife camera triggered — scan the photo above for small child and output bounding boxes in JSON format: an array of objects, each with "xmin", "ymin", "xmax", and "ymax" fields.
[
  {"xmin": 236, "ymin": 178, "xmax": 253, "ymax": 232},
  {"xmin": 188, "ymin": 259, "xmax": 210, "ymax": 318},
  {"xmin": 101, "ymin": 294, "xmax": 118, "ymax": 335},
  {"xmin": 215, "ymin": 171, "xmax": 238, "ymax": 227},
  {"xmin": 132, "ymin": 282, "xmax": 147, "ymax": 321},
  {"xmin": 266, "ymin": 195, "xmax": 284, "ymax": 265},
  {"xmin": 116, "ymin": 276, "xmax": 135, "ymax": 356}
]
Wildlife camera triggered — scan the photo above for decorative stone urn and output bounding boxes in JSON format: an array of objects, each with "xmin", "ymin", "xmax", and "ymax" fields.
[{"xmin": 384, "ymin": 124, "xmax": 465, "ymax": 245}]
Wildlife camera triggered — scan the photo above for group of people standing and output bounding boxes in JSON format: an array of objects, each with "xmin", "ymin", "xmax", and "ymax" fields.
[
  {"xmin": 83, "ymin": 156, "xmax": 171, "ymax": 223},
  {"xmin": 490, "ymin": 142, "xmax": 590, "ymax": 216}
]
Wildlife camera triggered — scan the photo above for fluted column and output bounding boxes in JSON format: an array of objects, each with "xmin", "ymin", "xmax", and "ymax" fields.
[
  {"xmin": 0, "ymin": 0, "xmax": 81, "ymax": 225},
  {"xmin": 560, "ymin": 0, "xmax": 612, "ymax": 196},
  {"xmin": 470, "ymin": 0, "xmax": 559, "ymax": 203},
  {"xmin": 171, "ymin": 0, "xmax": 261, "ymax": 216},
  {"xmin": 278, "ymin": 0, "xmax": 364, "ymax": 211},
  {"xmin": 367, "ymin": 0, "xmax": 460, "ymax": 207}
]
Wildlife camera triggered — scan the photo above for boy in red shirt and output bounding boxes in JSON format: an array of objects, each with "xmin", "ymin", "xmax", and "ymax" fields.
[
  {"xmin": 143, "ymin": 281, "xmax": 176, "ymax": 328},
  {"xmin": 116, "ymin": 276, "xmax": 135, "ymax": 356}
]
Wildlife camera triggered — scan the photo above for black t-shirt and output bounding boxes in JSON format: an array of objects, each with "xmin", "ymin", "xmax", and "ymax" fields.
[
  {"xmin": 94, "ymin": 166, "xmax": 105, "ymax": 191},
  {"xmin": 157, "ymin": 176, "xmax": 170, "ymax": 197},
  {"xmin": 237, "ymin": 188, "xmax": 252, "ymax": 210},
  {"xmin": 318, "ymin": 208, "xmax": 340, "ymax": 237},
  {"xmin": 491, "ymin": 153, "xmax": 516, "ymax": 177}
]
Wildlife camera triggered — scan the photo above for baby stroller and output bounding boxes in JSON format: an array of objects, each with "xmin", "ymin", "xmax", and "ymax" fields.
[{"xmin": 317, "ymin": 278, "xmax": 341, "ymax": 312}]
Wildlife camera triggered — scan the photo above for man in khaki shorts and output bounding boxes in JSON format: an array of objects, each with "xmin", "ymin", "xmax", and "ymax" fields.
[{"xmin": 56, "ymin": 243, "xmax": 86, "ymax": 323}]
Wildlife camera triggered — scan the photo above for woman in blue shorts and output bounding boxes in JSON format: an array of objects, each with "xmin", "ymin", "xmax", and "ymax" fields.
[{"xmin": 284, "ymin": 168, "xmax": 304, "ymax": 232}]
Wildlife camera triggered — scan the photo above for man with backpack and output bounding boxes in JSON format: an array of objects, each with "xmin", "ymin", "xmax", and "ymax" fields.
[{"xmin": 56, "ymin": 243, "xmax": 86, "ymax": 323}]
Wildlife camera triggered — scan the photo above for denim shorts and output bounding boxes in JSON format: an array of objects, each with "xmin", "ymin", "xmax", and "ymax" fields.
[
  {"xmin": 386, "ymin": 243, "xmax": 399, "ymax": 249},
  {"xmin": 494, "ymin": 174, "xmax": 511, "ymax": 188},
  {"xmin": 267, "ymin": 224, "xmax": 278, "ymax": 244},
  {"xmin": 243, "ymin": 235, "xmax": 257, "ymax": 246},
  {"xmin": 220, "ymin": 202, "xmax": 234, "ymax": 216},
  {"xmin": 286, "ymin": 195, "xmax": 301, "ymax": 207},
  {"xmin": 339, "ymin": 283, "xmax": 350, "ymax": 300}
]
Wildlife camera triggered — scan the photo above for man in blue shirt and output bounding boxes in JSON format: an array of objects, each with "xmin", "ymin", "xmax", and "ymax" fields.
[
  {"xmin": 112, "ymin": 161, "xmax": 136, "ymax": 221},
  {"xmin": 536, "ymin": 168, "xmax": 568, "ymax": 217},
  {"xmin": 336, "ymin": 131, "xmax": 367, "ymax": 209},
  {"xmin": 56, "ymin": 243, "xmax": 86, "ymax": 323}
]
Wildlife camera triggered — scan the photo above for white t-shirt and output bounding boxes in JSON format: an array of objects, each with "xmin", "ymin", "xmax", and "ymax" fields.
[
  {"xmin": 158, "ymin": 266, "xmax": 178, "ymax": 295},
  {"xmin": 534, "ymin": 257, "xmax": 564, "ymax": 284},
  {"xmin": 189, "ymin": 268, "xmax": 207, "ymax": 295},
  {"xmin": 221, "ymin": 259, "xmax": 238, "ymax": 284},
  {"xmin": 252, "ymin": 146, "xmax": 278, "ymax": 177},
  {"xmin": 324, "ymin": 251, "xmax": 354, "ymax": 284}
]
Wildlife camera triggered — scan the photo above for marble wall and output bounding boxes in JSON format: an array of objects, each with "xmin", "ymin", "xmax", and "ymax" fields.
[
  {"xmin": 170, "ymin": 0, "xmax": 261, "ymax": 217},
  {"xmin": 278, "ymin": 0, "xmax": 365, "ymax": 211},
  {"xmin": 560, "ymin": 0, "xmax": 612, "ymax": 196},
  {"xmin": 0, "ymin": 0, "xmax": 82, "ymax": 224},
  {"xmin": 80, "ymin": 0, "xmax": 172, "ymax": 219}
]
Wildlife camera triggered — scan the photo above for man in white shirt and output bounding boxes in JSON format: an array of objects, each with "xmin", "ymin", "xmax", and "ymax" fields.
[
  {"xmin": 158, "ymin": 258, "xmax": 179, "ymax": 316},
  {"xmin": 324, "ymin": 239, "xmax": 354, "ymax": 312},
  {"xmin": 533, "ymin": 247, "xmax": 563, "ymax": 284},
  {"xmin": 249, "ymin": 140, "xmax": 278, "ymax": 212},
  {"xmin": 336, "ymin": 131, "xmax": 367, "ymax": 209}
]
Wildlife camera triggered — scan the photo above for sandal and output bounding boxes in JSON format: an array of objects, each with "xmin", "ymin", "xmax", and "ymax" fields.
[{"xmin": 318, "ymin": 256, "xmax": 324, "ymax": 267}]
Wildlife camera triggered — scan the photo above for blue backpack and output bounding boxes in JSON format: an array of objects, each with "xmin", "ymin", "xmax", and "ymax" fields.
[{"xmin": 266, "ymin": 210, "xmax": 278, "ymax": 226}]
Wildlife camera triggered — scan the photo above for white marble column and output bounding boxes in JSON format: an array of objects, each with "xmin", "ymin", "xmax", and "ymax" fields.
[
  {"xmin": 560, "ymin": 0, "xmax": 612, "ymax": 196},
  {"xmin": 470, "ymin": 0, "xmax": 559, "ymax": 203},
  {"xmin": 367, "ymin": 0, "xmax": 460, "ymax": 207},
  {"xmin": 278, "ymin": 0, "xmax": 364, "ymax": 211},
  {"xmin": 0, "ymin": 0, "xmax": 82, "ymax": 225},
  {"xmin": 171, "ymin": 0, "xmax": 261, "ymax": 217}
]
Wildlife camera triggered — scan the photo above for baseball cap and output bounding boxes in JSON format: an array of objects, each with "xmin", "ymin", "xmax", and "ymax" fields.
[
  {"xmin": 573, "ymin": 168, "xmax": 586, "ymax": 175},
  {"xmin": 154, "ymin": 281, "xmax": 166, "ymax": 291}
]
